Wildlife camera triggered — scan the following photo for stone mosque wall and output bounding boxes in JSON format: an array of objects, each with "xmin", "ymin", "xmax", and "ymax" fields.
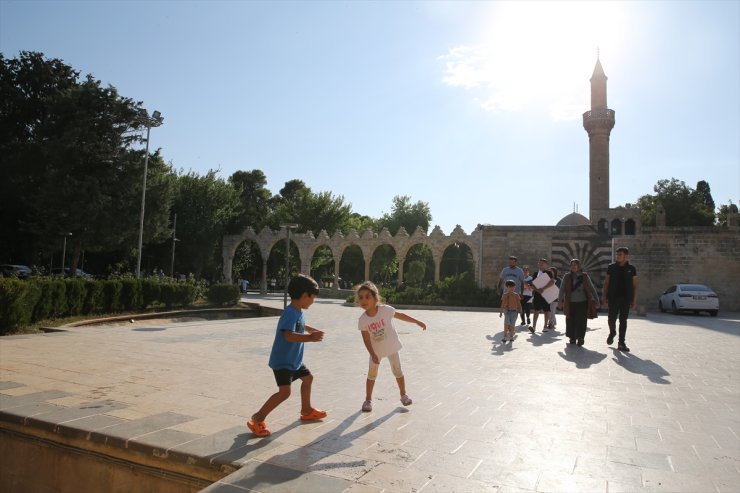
[{"xmin": 479, "ymin": 225, "xmax": 740, "ymax": 312}]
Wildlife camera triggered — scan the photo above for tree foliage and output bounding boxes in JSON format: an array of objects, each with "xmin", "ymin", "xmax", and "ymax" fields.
[
  {"xmin": 379, "ymin": 195, "xmax": 432, "ymax": 235},
  {"xmin": 171, "ymin": 170, "xmax": 241, "ymax": 279},
  {"xmin": 0, "ymin": 51, "xmax": 173, "ymax": 271},
  {"xmin": 636, "ymin": 178, "xmax": 716, "ymax": 227}
]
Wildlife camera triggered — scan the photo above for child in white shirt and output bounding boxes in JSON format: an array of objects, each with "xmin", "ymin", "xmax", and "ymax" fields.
[{"xmin": 356, "ymin": 281, "xmax": 426, "ymax": 412}]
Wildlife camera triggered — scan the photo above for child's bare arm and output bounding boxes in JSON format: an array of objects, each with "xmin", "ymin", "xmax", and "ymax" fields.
[
  {"xmin": 361, "ymin": 331, "xmax": 379, "ymax": 363},
  {"xmin": 394, "ymin": 312, "xmax": 426, "ymax": 330},
  {"xmin": 284, "ymin": 329, "xmax": 324, "ymax": 342}
]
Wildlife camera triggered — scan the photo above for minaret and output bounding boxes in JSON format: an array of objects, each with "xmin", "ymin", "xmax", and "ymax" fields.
[{"xmin": 583, "ymin": 54, "xmax": 615, "ymax": 221}]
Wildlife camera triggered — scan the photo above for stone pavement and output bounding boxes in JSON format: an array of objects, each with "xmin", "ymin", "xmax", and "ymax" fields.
[{"xmin": 1, "ymin": 295, "xmax": 738, "ymax": 492}]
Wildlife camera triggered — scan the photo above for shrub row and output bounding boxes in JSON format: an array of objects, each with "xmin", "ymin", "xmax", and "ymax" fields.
[
  {"xmin": 0, "ymin": 278, "xmax": 210, "ymax": 334},
  {"xmin": 346, "ymin": 273, "xmax": 500, "ymax": 308}
]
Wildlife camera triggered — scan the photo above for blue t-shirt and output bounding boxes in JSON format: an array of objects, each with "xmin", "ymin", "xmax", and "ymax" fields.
[{"xmin": 268, "ymin": 305, "xmax": 305, "ymax": 371}]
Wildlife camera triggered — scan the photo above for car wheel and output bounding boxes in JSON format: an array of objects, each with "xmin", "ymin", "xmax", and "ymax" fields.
[
  {"xmin": 658, "ymin": 300, "xmax": 665, "ymax": 313},
  {"xmin": 709, "ymin": 310, "xmax": 718, "ymax": 317},
  {"xmin": 671, "ymin": 301, "xmax": 679, "ymax": 314}
]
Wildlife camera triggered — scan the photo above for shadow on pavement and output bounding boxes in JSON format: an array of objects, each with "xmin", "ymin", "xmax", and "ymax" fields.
[
  {"xmin": 215, "ymin": 410, "xmax": 400, "ymax": 491},
  {"xmin": 558, "ymin": 344, "xmax": 607, "ymax": 368},
  {"xmin": 611, "ymin": 348, "xmax": 671, "ymax": 384}
]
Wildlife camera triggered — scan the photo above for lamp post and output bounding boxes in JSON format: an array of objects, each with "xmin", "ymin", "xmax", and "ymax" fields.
[
  {"xmin": 170, "ymin": 213, "xmax": 180, "ymax": 277},
  {"xmin": 280, "ymin": 223, "xmax": 298, "ymax": 308},
  {"xmin": 135, "ymin": 110, "xmax": 164, "ymax": 278},
  {"xmin": 61, "ymin": 232, "xmax": 72, "ymax": 276}
]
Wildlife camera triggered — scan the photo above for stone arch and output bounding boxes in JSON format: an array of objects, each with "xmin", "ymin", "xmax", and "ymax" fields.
[
  {"xmin": 624, "ymin": 219, "xmax": 636, "ymax": 235},
  {"xmin": 610, "ymin": 219, "xmax": 622, "ymax": 235},
  {"xmin": 223, "ymin": 224, "xmax": 483, "ymax": 291},
  {"xmin": 597, "ymin": 218, "xmax": 609, "ymax": 233}
]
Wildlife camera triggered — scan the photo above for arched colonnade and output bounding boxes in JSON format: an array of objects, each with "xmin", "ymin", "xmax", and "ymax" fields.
[{"xmin": 222, "ymin": 225, "xmax": 482, "ymax": 293}]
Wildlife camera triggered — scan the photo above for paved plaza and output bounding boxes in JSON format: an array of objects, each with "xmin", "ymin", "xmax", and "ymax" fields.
[{"xmin": 1, "ymin": 295, "xmax": 739, "ymax": 492}]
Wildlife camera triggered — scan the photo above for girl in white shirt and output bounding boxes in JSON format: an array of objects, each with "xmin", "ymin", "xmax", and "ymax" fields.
[{"xmin": 356, "ymin": 281, "xmax": 426, "ymax": 412}]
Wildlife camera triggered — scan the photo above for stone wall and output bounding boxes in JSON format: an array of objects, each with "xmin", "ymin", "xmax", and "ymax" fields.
[
  {"xmin": 604, "ymin": 229, "xmax": 740, "ymax": 312},
  {"xmin": 479, "ymin": 224, "xmax": 740, "ymax": 312}
]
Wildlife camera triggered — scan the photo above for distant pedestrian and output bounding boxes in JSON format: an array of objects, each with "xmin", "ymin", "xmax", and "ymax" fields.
[
  {"xmin": 498, "ymin": 255, "xmax": 525, "ymax": 295},
  {"xmin": 530, "ymin": 258, "xmax": 554, "ymax": 333},
  {"xmin": 603, "ymin": 247, "xmax": 638, "ymax": 352},
  {"xmin": 520, "ymin": 266, "xmax": 533, "ymax": 326},
  {"xmin": 548, "ymin": 267, "xmax": 562, "ymax": 329},
  {"xmin": 499, "ymin": 280, "xmax": 522, "ymax": 343},
  {"xmin": 356, "ymin": 281, "xmax": 426, "ymax": 413},
  {"xmin": 558, "ymin": 259, "xmax": 599, "ymax": 346},
  {"xmin": 247, "ymin": 275, "xmax": 326, "ymax": 437},
  {"xmin": 270, "ymin": 277, "xmax": 277, "ymax": 293}
]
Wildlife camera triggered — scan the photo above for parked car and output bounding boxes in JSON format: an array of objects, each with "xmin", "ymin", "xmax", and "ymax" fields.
[
  {"xmin": 0, "ymin": 264, "xmax": 32, "ymax": 279},
  {"xmin": 658, "ymin": 284, "xmax": 719, "ymax": 316},
  {"xmin": 51, "ymin": 267, "xmax": 93, "ymax": 279}
]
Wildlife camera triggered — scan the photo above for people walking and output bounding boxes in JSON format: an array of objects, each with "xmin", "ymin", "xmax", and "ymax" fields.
[
  {"xmin": 530, "ymin": 258, "xmax": 554, "ymax": 333},
  {"xmin": 558, "ymin": 259, "xmax": 599, "ymax": 346},
  {"xmin": 602, "ymin": 247, "xmax": 638, "ymax": 352},
  {"xmin": 500, "ymin": 280, "xmax": 522, "ymax": 343},
  {"xmin": 520, "ymin": 266, "xmax": 533, "ymax": 326}
]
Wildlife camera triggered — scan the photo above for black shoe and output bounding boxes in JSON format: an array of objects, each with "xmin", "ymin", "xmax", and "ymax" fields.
[
  {"xmin": 577, "ymin": 339, "xmax": 584, "ymax": 346},
  {"xmin": 569, "ymin": 338, "xmax": 576, "ymax": 344},
  {"xmin": 607, "ymin": 333, "xmax": 615, "ymax": 345},
  {"xmin": 618, "ymin": 342, "xmax": 630, "ymax": 352},
  {"xmin": 527, "ymin": 318, "xmax": 531, "ymax": 325},
  {"xmin": 528, "ymin": 326, "xmax": 535, "ymax": 334}
]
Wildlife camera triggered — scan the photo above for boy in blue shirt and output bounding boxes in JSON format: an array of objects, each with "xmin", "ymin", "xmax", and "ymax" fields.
[{"xmin": 247, "ymin": 274, "xmax": 326, "ymax": 437}]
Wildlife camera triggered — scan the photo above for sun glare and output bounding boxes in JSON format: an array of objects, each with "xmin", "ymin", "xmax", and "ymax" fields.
[{"xmin": 441, "ymin": 1, "xmax": 626, "ymax": 120}]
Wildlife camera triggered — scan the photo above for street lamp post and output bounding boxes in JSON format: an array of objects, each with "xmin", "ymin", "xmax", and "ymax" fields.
[
  {"xmin": 170, "ymin": 213, "xmax": 180, "ymax": 277},
  {"xmin": 280, "ymin": 223, "xmax": 298, "ymax": 308},
  {"xmin": 135, "ymin": 110, "xmax": 164, "ymax": 278},
  {"xmin": 61, "ymin": 232, "xmax": 72, "ymax": 276}
]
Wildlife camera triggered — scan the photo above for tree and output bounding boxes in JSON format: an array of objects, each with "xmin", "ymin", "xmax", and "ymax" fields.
[
  {"xmin": 171, "ymin": 170, "xmax": 242, "ymax": 280},
  {"xmin": 717, "ymin": 201, "xmax": 739, "ymax": 227},
  {"xmin": 270, "ymin": 179, "xmax": 352, "ymax": 235},
  {"xmin": 379, "ymin": 195, "xmax": 432, "ymax": 235},
  {"xmin": 0, "ymin": 51, "xmax": 174, "ymax": 273},
  {"xmin": 229, "ymin": 169, "xmax": 272, "ymax": 232},
  {"xmin": 635, "ymin": 178, "xmax": 715, "ymax": 227}
]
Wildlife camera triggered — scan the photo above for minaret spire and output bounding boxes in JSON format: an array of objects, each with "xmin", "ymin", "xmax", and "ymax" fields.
[{"xmin": 583, "ymin": 55, "xmax": 615, "ymax": 222}]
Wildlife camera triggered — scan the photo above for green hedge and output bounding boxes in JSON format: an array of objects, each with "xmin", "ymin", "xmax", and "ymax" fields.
[
  {"xmin": 207, "ymin": 284, "xmax": 240, "ymax": 306},
  {"xmin": 346, "ymin": 273, "xmax": 499, "ymax": 308},
  {"xmin": 0, "ymin": 278, "xmax": 207, "ymax": 334}
]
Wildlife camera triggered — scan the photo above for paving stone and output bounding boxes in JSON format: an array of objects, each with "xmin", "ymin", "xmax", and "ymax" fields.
[{"xmin": 0, "ymin": 296, "xmax": 738, "ymax": 492}]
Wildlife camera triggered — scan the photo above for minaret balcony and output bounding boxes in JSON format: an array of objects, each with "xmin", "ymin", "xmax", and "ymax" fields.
[{"xmin": 583, "ymin": 108, "xmax": 615, "ymax": 132}]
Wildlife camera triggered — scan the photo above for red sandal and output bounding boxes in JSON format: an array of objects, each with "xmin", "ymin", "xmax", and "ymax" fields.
[
  {"xmin": 247, "ymin": 419, "xmax": 271, "ymax": 437},
  {"xmin": 300, "ymin": 408, "xmax": 327, "ymax": 421}
]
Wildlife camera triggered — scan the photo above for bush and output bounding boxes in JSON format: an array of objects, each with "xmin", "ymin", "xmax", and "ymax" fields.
[
  {"xmin": 33, "ymin": 279, "xmax": 67, "ymax": 320},
  {"xmin": 0, "ymin": 279, "xmax": 39, "ymax": 334},
  {"xmin": 65, "ymin": 279, "xmax": 87, "ymax": 316},
  {"xmin": 207, "ymin": 284, "xmax": 240, "ymax": 306},
  {"xmin": 175, "ymin": 283, "xmax": 197, "ymax": 307},
  {"xmin": 140, "ymin": 279, "xmax": 160, "ymax": 308},
  {"xmin": 119, "ymin": 279, "xmax": 142, "ymax": 311},
  {"xmin": 83, "ymin": 281, "xmax": 104, "ymax": 314},
  {"xmin": 101, "ymin": 280, "xmax": 122, "ymax": 312}
]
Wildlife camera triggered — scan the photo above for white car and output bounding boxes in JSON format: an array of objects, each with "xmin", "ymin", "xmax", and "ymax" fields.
[{"xmin": 658, "ymin": 284, "xmax": 719, "ymax": 316}]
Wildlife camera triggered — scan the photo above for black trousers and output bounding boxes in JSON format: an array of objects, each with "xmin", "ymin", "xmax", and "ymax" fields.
[
  {"xmin": 565, "ymin": 301, "xmax": 588, "ymax": 341},
  {"xmin": 520, "ymin": 295, "xmax": 532, "ymax": 322},
  {"xmin": 608, "ymin": 296, "xmax": 630, "ymax": 343}
]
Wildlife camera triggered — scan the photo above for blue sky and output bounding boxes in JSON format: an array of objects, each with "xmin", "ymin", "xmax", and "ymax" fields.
[{"xmin": 2, "ymin": 0, "xmax": 738, "ymax": 234}]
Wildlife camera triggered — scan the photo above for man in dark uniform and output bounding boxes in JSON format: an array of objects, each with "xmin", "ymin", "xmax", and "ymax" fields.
[{"xmin": 602, "ymin": 247, "xmax": 638, "ymax": 352}]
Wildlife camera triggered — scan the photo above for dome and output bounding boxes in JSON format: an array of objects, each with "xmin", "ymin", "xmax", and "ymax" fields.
[{"xmin": 557, "ymin": 212, "xmax": 591, "ymax": 226}]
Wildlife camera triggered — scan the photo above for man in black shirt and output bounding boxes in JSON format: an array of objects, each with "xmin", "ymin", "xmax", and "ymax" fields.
[{"xmin": 602, "ymin": 247, "xmax": 638, "ymax": 352}]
